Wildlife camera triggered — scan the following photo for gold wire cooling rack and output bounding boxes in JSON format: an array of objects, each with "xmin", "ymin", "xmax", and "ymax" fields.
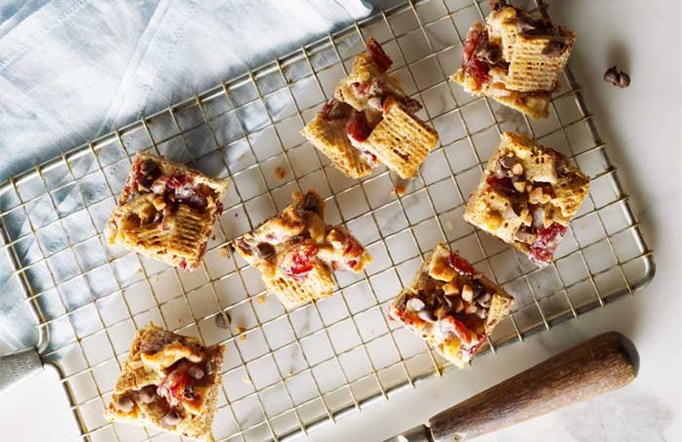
[{"xmin": 0, "ymin": 0, "xmax": 654, "ymax": 441}]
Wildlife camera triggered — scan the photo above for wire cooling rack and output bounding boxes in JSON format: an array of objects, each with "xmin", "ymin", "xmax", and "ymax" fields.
[{"xmin": 0, "ymin": 0, "xmax": 654, "ymax": 441}]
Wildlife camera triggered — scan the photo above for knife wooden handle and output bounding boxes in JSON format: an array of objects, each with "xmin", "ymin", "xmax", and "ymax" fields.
[{"xmin": 427, "ymin": 332, "xmax": 639, "ymax": 441}]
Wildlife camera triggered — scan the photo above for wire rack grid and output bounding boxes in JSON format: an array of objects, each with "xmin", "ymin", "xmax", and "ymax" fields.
[{"xmin": 0, "ymin": 0, "xmax": 654, "ymax": 441}]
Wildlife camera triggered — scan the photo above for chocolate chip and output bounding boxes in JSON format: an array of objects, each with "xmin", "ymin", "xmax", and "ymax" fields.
[
  {"xmin": 214, "ymin": 312, "xmax": 231, "ymax": 329},
  {"xmin": 517, "ymin": 15, "xmax": 552, "ymax": 34},
  {"xmin": 542, "ymin": 40, "xmax": 566, "ymax": 57},
  {"xmin": 604, "ymin": 66, "xmax": 631, "ymax": 88},
  {"xmin": 255, "ymin": 242, "xmax": 275, "ymax": 260},
  {"xmin": 302, "ymin": 192, "xmax": 322, "ymax": 214},
  {"xmin": 417, "ymin": 309, "xmax": 438, "ymax": 323},
  {"xmin": 138, "ymin": 159, "xmax": 162, "ymax": 188},
  {"xmin": 116, "ymin": 395, "xmax": 135, "ymax": 413},
  {"xmin": 477, "ymin": 292, "xmax": 492, "ymax": 308},
  {"xmin": 499, "ymin": 153, "xmax": 519, "ymax": 170},
  {"xmin": 137, "ymin": 385, "xmax": 157, "ymax": 404},
  {"xmin": 479, "ymin": 45, "xmax": 502, "ymax": 65},
  {"xmin": 617, "ymin": 72, "xmax": 631, "ymax": 88},
  {"xmin": 188, "ymin": 366, "xmax": 204, "ymax": 380},
  {"xmin": 161, "ymin": 410, "xmax": 182, "ymax": 427}
]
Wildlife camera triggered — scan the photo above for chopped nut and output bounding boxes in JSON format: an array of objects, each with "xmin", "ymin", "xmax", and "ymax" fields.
[
  {"xmin": 442, "ymin": 281, "xmax": 460, "ymax": 296},
  {"xmin": 236, "ymin": 325, "xmax": 247, "ymax": 341},
  {"xmin": 503, "ymin": 205, "xmax": 518, "ymax": 220},
  {"xmin": 464, "ymin": 302, "xmax": 478, "ymax": 314},
  {"xmin": 511, "ymin": 163, "xmax": 523, "ymax": 176},
  {"xmin": 513, "ymin": 181, "xmax": 526, "ymax": 192},
  {"xmin": 274, "ymin": 166, "xmax": 287, "ymax": 180},
  {"xmin": 406, "ymin": 297, "xmax": 426, "ymax": 312},
  {"xmin": 461, "ymin": 284, "xmax": 474, "ymax": 302},
  {"xmin": 528, "ymin": 187, "xmax": 544, "ymax": 204}
]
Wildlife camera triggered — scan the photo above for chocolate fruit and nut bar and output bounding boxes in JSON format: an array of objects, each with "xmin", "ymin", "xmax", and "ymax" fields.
[
  {"xmin": 451, "ymin": 1, "xmax": 575, "ymax": 119},
  {"xmin": 230, "ymin": 190, "xmax": 372, "ymax": 309},
  {"xmin": 464, "ymin": 132, "xmax": 589, "ymax": 266},
  {"xmin": 105, "ymin": 323, "xmax": 225, "ymax": 441},
  {"xmin": 301, "ymin": 38, "xmax": 439, "ymax": 179},
  {"xmin": 389, "ymin": 243, "xmax": 513, "ymax": 368},
  {"xmin": 105, "ymin": 153, "xmax": 227, "ymax": 271}
]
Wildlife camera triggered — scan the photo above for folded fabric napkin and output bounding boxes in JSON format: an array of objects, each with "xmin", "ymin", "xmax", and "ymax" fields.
[{"xmin": 0, "ymin": 0, "xmax": 371, "ymax": 351}]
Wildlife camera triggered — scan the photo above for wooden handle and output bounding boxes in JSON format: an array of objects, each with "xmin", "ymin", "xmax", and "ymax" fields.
[{"xmin": 428, "ymin": 332, "xmax": 639, "ymax": 441}]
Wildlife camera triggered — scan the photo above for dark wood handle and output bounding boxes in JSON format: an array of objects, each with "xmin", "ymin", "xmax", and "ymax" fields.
[{"xmin": 428, "ymin": 332, "xmax": 639, "ymax": 441}]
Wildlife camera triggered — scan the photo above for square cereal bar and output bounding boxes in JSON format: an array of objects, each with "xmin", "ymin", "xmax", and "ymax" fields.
[
  {"xmin": 464, "ymin": 132, "xmax": 589, "ymax": 266},
  {"xmin": 389, "ymin": 243, "xmax": 512, "ymax": 368},
  {"xmin": 451, "ymin": 2, "xmax": 575, "ymax": 119},
  {"xmin": 104, "ymin": 323, "xmax": 225, "ymax": 441},
  {"xmin": 105, "ymin": 153, "xmax": 227, "ymax": 271},
  {"xmin": 301, "ymin": 38, "xmax": 439, "ymax": 179},
  {"xmin": 230, "ymin": 190, "xmax": 371, "ymax": 309}
]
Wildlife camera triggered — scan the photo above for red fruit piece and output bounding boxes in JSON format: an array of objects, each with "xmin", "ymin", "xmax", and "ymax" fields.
[
  {"xmin": 157, "ymin": 367, "xmax": 192, "ymax": 408},
  {"xmin": 281, "ymin": 243, "xmax": 318, "ymax": 278},
  {"xmin": 347, "ymin": 111, "xmax": 372, "ymax": 142},
  {"xmin": 461, "ymin": 27, "xmax": 492, "ymax": 88},
  {"xmin": 366, "ymin": 37, "xmax": 393, "ymax": 72},
  {"xmin": 528, "ymin": 223, "xmax": 567, "ymax": 266},
  {"xmin": 485, "ymin": 175, "xmax": 516, "ymax": 195},
  {"xmin": 462, "ymin": 27, "xmax": 482, "ymax": 62},
  {"xmin": 321, "ymin": 99, "xmax": 349, "ymax": 121},
  {"xmin": 448, "ymin": 252, "xmax": 475, "ymax": 277}
]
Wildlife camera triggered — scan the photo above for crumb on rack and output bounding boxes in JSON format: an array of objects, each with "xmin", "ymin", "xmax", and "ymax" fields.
[
  {"xmin": 257, "ymin": 294, "xmax": 267, "ymax": 304},
  {"xmin": 392, "ymin": 178, "xmax": 408, "ymax": 197},
  {"xmin": 274, "ymin": 166, "xmax": 288, "ymax": 180},
  {"xmin": 219, "ymin": 245, "xmax": 230, "ymax": 258},
  {"xmin": 236, "ymin": 325, "xmax": 248, "ymax": 341},
  {"xmin": 242, "ymin": 376, "xmax": 252, "ymax": 385}
]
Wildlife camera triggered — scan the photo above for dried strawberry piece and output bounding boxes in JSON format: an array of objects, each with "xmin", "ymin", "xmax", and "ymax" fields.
[
  {"xmin": 321, "ymin": 99, "xmax": 350, "ymax": 121},
  {"xmin": 366, "ymin": 37, "xmax": 393, "ymax": 72},
  {"xmin": 486, "ymin": 175, "xmax": 516, "ymax": 195},
  {"xmin": 461, "ymin": 27, "xmax": 492, "ymax": 88},
  {"xmin": 528, "ymin": 223, "xmax": 567, "ymax": 266},
  {"xmin": 448, "ymin": 252, "xmax": 475, "ymax": 277},
  {"xmin": 466, "ymin": 57, "xmax": 491, "ymax": 87},
  {"xmin": 347, "ymin": 111, "xmax": 372, "ymax": 142},
  {"xmin": 280, "ymin": 243, "xmax": 318, "ymax": 278},
  {"xmin": 157, "ymin": 366, "xmax": 192, "ymax": 408}
]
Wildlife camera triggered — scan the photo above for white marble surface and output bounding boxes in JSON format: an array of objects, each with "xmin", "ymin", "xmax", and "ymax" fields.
[{"xmin": 1, "ymin": 0, "xmax": 680, "ymax": 441}]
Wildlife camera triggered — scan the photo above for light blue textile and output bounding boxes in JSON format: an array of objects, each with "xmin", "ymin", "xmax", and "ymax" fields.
[{"xmin": 0, "ymin": 0, "xmax": 371, "ymax": 351}]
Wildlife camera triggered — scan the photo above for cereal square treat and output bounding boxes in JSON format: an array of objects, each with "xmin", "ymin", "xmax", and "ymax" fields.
[
  {"xmin": 464, "ymin": 132, "xmax": 589, "ymax": 266},
  {"xmin": 105, "ymin": 153, "xmax": 227, "ymax": 271},
  {"xmin": 230, "ymin": 190, "xmax": 372, "ymax": 309},
  {"xmin": 104, "ymin": 323, "xmax": 225, "ymax": 441},
  {"xmin": 451, "ymin": 1, "xmax": 575, "ymax": 119},
  {"xmin": 389, "ymin": 243, "xmax": 512, "ymax": 368},
  {"xmin": 301, "ymin": 38, "xmax": 439, "ymax": 179}
]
